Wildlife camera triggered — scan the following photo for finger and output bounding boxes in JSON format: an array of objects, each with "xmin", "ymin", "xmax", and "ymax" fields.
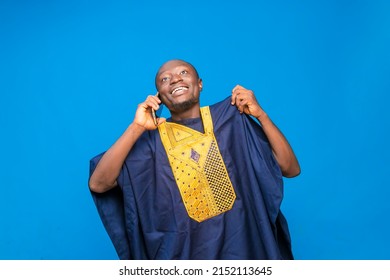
[
  {"xmin": 145, "ymin": 95, "xmax": 160, "ymax": 111},
  {"xmin": 232, "ymin": 84, "xmax": 244, "ymax": 92},
  {"xmin": 235, "ymin": 94, "xmax": 244, "ymax": 109},
  {"xmin": 157, "ymin": 117, "xmax": 166, "ymax": 126},
  {"xmin": 238, "ymin": 90, "xmax": 256, "ymax": 107},
  {"xmin": 144, "ymin": 101, "xmax": 158, "ymax": 111},
  {"xmin": 233, "ymin": 89, "xmax": 248, "ymax": 107},
  {"xmin": 239, "ymin": 93, "xmax": 253, "ymax": 111},
  {"xmin": 147, "ymin": 93, "xmax": 161, "ymax": 102},
  {"xmin": 231, "ymin": 85, "xmax": 243, "ymax": 105},
  {"xmin": 153, "ymin": 92, "xmax": 161, "ymax": 103},
  {"xmin": 237, "ymin": 98, "xmax": 249, "ymax": 114}
]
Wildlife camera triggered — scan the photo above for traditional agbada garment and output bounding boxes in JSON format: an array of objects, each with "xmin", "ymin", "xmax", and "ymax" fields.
[{"xmin": 89, "ymin": 97, "xmax": 293, "ymax": 260}]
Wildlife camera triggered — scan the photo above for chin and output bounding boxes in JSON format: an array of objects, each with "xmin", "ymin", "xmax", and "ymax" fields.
[{"xmin": 171, "ymin": 97, "xmax": 199, "ymax": 113}]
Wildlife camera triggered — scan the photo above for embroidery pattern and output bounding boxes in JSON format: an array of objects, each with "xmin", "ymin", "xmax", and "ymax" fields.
[{"xmin": 158, "ymin": 107, "xmax": 236, "ymax": 222}]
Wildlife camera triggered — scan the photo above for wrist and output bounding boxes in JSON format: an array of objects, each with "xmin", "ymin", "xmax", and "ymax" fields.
[
  {"xmin": 256, "ymin": 111, "xmax": 269, "ymax": 124},
  {"xmin": 128, "ymin": 122, "xmax": 147, "ymax": 135}
]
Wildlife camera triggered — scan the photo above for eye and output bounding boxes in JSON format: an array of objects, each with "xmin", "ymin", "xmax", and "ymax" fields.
[
  {"xmin": 180, "ymin": 70, "xmax": 188, "ymax": 75},
  {"xmin": 161, "ymin": 76, "xmax": 170, "ymax": 83}
]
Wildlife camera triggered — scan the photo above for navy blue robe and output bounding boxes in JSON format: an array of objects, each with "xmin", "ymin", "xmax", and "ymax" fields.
[{"xmin": 89, "ymin": 96, "xmax": 293, "ymax": 260}]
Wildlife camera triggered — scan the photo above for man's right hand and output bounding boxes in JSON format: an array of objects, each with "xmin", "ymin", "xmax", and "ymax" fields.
[{"xmin": 133, "ymin": 94, "xmax": 166, "ymax": 130}]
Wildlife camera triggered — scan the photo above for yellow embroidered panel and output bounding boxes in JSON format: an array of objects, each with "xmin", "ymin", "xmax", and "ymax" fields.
[{"xmin": 158, "ymin": 107, "xmax": 236, "ymax": 222}]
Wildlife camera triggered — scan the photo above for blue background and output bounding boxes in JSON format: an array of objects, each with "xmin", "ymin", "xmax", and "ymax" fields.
[{"xmin": 1, "ymin": 0, "xmax": 389, "ymax": 260}]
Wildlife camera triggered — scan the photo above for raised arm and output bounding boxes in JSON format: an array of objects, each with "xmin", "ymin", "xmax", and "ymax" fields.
[
  {"xmin": 89, "ymin": 94, "xmax": 165, "ymax": 193},
  {"xmin": 231, "ymin": 85, "xmax": 300, "ymax": 178}
]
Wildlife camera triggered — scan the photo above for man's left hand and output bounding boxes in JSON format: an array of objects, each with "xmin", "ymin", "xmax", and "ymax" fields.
[{"xmin": 231, "ymin": 85, "xmax": 266, "ymax": 120}]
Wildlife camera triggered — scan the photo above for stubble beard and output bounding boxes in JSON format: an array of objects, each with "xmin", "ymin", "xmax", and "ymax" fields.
[{"xmin": 170, "ymin": 96, "xmax": 199, "ymax": 113}]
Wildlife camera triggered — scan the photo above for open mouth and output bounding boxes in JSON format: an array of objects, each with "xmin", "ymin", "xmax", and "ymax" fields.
[{"xmin": 171, "ymin": 86, "xmax": 188, "ymax": 95}]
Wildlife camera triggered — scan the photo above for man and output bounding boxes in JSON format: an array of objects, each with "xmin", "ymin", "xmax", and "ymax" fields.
[{"xmin": 89, "ymin": 59, "xmax": 300, "ymax": 259}]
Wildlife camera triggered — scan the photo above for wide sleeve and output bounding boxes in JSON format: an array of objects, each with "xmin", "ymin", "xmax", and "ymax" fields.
[{"xmin": 89, "ymin": 153, "xmax": 131, "ymax": 259}]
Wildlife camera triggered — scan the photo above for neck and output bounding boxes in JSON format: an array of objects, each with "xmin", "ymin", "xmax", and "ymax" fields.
[{"xmin": 170, "ymin": 104, "xmax": 201, "ymax": 121}]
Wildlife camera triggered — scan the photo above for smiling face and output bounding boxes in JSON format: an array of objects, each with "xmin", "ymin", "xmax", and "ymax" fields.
[{"xmin": 155, "ymin": 60, "xmax": 203, "ymax": 119}]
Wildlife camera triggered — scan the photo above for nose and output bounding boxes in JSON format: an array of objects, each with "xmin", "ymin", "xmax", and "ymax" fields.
[{"xmin": 170, "ymin": 73, "xmax": 183, "ymax": 84}]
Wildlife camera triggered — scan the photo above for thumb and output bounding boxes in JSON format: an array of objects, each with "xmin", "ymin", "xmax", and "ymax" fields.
[{"xmin": 157, "ymin": 117, "xmax": 166, "ymax": 126}]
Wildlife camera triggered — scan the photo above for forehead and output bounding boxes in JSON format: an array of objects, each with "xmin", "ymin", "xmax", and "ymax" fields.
[{"xmin": 157, "ymin": 60, "xmax": 193, "ymax": 76}]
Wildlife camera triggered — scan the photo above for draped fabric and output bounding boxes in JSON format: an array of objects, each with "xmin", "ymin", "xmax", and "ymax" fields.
[{"xmin": 89, "ymin": 96, "xmax": 293, "ymax": 260}]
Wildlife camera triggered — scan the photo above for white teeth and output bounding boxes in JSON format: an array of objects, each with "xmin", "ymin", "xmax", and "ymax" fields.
[{"xmin": 171, "ymin": 87, "xmax": 187, "ymax": 94}]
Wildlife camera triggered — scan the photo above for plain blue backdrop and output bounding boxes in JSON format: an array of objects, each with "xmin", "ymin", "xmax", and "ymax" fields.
[{"xmin": 1, "ymin": 0, "xmax": 389, "ymax": 260}]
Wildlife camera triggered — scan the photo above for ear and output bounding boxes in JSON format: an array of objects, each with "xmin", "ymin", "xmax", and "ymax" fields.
[{"xmin": 198, "ymin": 79, "xmax": 203, "ymax": 91}]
